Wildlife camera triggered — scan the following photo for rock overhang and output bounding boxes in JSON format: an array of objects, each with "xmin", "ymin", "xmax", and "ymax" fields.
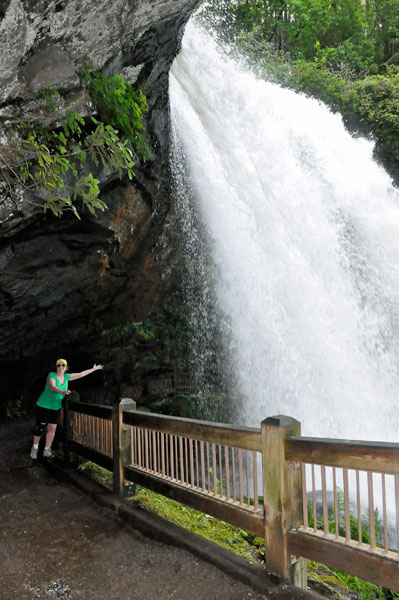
[{"xmin": 0, "ymin": 0, "xmax": 200, "ymax": 408}]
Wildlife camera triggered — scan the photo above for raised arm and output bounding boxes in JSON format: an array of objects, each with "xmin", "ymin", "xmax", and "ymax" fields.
[{"xmin": 69, "ymin": 364, "xmax": 104, "ymax": 381}]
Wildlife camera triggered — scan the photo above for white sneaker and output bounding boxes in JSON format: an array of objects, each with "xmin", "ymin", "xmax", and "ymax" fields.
[
  {"xmin": 30, "ymin": 445, "xmax": 38, "ymax": 459},
  {"xmin": 43, "ymin": 448, "xmax": 54, "ymax": 458}
]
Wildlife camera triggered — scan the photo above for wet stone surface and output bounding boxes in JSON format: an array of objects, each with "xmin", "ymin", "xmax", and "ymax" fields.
[{"xmin": 1, "ymin": 418, "xmax": 272, "ymax": 600}]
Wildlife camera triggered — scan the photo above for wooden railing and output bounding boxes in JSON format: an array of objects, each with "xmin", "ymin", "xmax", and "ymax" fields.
[
  {"xmin": 285, "ymin": 437, "xmax": 399, "ymax": 591},
  {"xmin": 61, "ymin": 397, "xmax": 399, "ymax": 591}
]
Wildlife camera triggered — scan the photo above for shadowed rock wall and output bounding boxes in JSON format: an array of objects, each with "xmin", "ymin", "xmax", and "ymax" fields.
[{"xmin": 0, "ymin": 0, "xmax": 199, "ymax": 409}]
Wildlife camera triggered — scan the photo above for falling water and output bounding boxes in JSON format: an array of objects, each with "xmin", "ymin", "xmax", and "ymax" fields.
[{"xmin": 170, "ymin": 21, "xmax": 399, "ymax": 441}]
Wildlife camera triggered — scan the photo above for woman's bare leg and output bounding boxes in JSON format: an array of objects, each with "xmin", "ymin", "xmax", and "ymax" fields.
[{"xmin": 45, "ymin": 424, "xmax": 57, "ymax": 448}]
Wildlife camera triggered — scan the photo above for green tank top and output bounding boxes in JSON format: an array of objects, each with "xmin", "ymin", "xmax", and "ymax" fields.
[{"xmin": 36, "ymin": 372, "xmax": 70, "ymax": 410}]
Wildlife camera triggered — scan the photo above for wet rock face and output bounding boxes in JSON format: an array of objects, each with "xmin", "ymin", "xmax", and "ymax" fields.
[{"xmin": 0, "ymin": 0, "xmax": 199, "ymax": 405}]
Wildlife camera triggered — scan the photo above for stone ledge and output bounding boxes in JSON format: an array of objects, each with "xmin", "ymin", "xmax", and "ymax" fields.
[{"xmin": 42, "ymin": 458, "xmax": 318, "ymax": 599}]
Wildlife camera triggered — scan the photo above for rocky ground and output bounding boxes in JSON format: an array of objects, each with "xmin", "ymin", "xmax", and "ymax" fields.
[{"xmin": 0, "ymin": 417, "xmax": 320, "ymax": 600}]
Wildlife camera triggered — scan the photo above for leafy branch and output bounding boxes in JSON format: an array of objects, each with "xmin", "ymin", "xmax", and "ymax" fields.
[
  {"xmin": 1, "ymin": 72, "xmax": 150, "ymax": 219},
  {"xmin": 1, "ymin": 113, "xmax": 135, "ymax": 219}
]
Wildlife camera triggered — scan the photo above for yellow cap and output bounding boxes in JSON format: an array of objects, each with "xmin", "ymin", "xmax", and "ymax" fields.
[{"xmin": 56, "ymin": 358, "xmax": 68, "ymax": 366}]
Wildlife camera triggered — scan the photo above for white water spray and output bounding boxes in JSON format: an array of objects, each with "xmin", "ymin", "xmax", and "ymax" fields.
[{"xmin": 170, "ymin": 21, "xmax": 399, "ymax": 441}]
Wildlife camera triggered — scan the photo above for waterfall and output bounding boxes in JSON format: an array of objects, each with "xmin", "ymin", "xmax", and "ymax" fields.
[{"xmin": 169, "ymin": 21, "xmax": 399, "ymax": 441}]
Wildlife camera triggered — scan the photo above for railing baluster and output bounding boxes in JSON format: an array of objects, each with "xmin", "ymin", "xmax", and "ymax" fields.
[
  {"xmin": 395, "ymin": 474, "xmax": 399, "ymax": 558},
  {"xmin": 321, "ymin": 465, "xmax": 328, "ymax": 537},
  {"xmin": 185, "ymin": 437, "xmax": 189, "ymax": 485},
  {"xmin": 147, "ymin": 428, "xmax": 152, "ymax": 471},
  {"xmin": 195, "ymin": 440, "xmax": 199, "ymax": 489},
  {"xmin": 219, "ymin": 444, "xmax": 223, "ymax": 498},
  {"xmin": 333, "ymin": 467, "xmax": 338, "ymax": 539},
  {"xmin": 253, "ymin": 451, "xmax": 258, "ymax": 511},
  {"xmin": 137, "ymin": 427, "xmax": 142, "ymax": 468},
  {"xmin": 89, "ymin": 415, "xmax": 93, "ymax": 448},
  {"xmin": 189, "ymin": 438, "xmax": 195, "ymax": 488},
  {"xmin": 382, "ymin": 473, "xmax": 388, "ymax": 553},
  {"xmin": 135, "ymin": 426, "xmax": 139, "ymax": 465},
  {"xmin": 217, "ymin": 444, "xmax": 223, "ymax": 497},
  {"xmin": 207, "ymin": 443, "xmax": 211, "ymax": 493},
  {"xmin": 212, "ymin": 443, "xmax": 217, "ymax": 495},
  {"xmin": 153, "ymin": 430, "xmax": 157, "ymax": 473},
  {"xmin": 302, "ymin": 463, "xmax": 308, "ymax": 530},
  {"xmin": 95, "ymin": 416, "xmax": 99, "ymax": 451},
  {"xmin": 225, "ymin": 447, "xmax": 230, "ymax": 502},
  {"xmin": 165, "ymin": 433, "xmax": 170, "ymax": 478},
  {"xmin": 161, "ymin": 432, "xmax": 165, "ymax": 477},
  {"xmin": 169, "ymin": 434, "xmax": 175, "ymax": 479},
  {"xmin": 238, "ymin": 449, "xmax": 244, "ymax": 506},
  {"xmin": 130, "ymin": 426, "xmax": 134, "ymax": 465},
  {"xmin": 157, "ymin": 431, "xmax": 161, "ymax": 475},
  {"xmin": 179, "ymin": 436, "xmax": 184, "ymax": 484},
  {"xmin": 356, "ymin": 470, "xmax": 362, "ymax": 545},
  {"xmin": 174, "ymin": 435, "xmax": 179, "ymax": 481},
  {"xmin": 368, "ymin": 471, "xmax": 376, "ymax": 550},
  {"xmin": 232, "ymin": 447, "xmax": 237, "ymax": 504},
  {"xmin": 170, "ymin": 434, "xmax": 174, "ymax": 480},
  {"xmin": 145, "ymin": 429, "xmax": 149, "ymax": 471},
  {"xmin": 311, "ymin": 464, "xmax": 317, "ymax": 533},
  {"xmin": 200, "ymin": 441, "xmax": 205, "ymax": 492},
  {"xmin": 246, "ymin": 450, "xmax": 250, "ymax": 507},
  {"xmin": 343, "ymin": 468, "xmax": 350, "ymax": 542}
]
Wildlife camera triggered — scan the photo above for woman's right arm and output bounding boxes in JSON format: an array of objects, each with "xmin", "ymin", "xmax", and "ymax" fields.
[{"xmin": 48, "ymin": 377, "xmax": 70, "ymax": 396}]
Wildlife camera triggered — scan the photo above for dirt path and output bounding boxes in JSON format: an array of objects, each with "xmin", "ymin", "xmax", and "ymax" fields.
[{"xmin": 0, "ymin": 418, "xmax": 319, "ymax": 600}]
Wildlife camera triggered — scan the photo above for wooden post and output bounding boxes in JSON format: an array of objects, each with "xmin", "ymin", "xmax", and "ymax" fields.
[
  {"xmin": 62, "ymin": 392, "xmax": 79, "ymax": 467},
  {"xmin": 113, "ymin": 398, "xmax": 136, "ymax": 499},
  {"xmin": 261, "ymin": 415, "xmax": 306, "ymax": 587},
  {"xmin": 121, "ymin": 398, "xmax": 137, "ymax": 497}
]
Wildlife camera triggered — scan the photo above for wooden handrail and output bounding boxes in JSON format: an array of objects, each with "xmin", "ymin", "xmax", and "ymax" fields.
[
  {"xmin": 69, "ymin": 400, "xmax": 112, "ymax": 420},
  {"xmin": 122, "ymin": 410, "xmax": 262, "ymax": 452},
  {"xmin": 285, "ymin": 437, "xmax": 399, "ymax": 474},
  {"xmin": 288, "ymin": 530, "xmax": 399, "ymax": 592}
]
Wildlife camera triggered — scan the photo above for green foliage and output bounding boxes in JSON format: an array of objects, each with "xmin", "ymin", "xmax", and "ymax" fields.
[
  {"xmin": 2, "ymin": 72, "xmax": 149, "ymax": 218},
  {"xmin": 307, "ymin": 488, "xmax": 383, "ymax": 545},
  {"xmin": 83, "ymin": 70, "xmax": 150, "ymax": 162},
  {"xmin": 37, "ymin": 87, "xmax": 63, "ymax": 111},
  {"xmin": 5, "ymin": 395, "xmax": 24, "ymax": 420},
  {"xmin": 308, "ymin": 560, "xmax": 399, "ymax": 600},
  {"xmin": 77, "ymin": 461, "xmax": 112, "ymax": 490},
  {"xmin": 101, "ymin": 293, "xmax": 194, "ymax": 372},
  {"xmin": 7, "ymin": 113, "xmax": 134, "ymax": 219},
  {"xmin": 200, "ymin": 0, "xmax": 399, "ymax": 75}
]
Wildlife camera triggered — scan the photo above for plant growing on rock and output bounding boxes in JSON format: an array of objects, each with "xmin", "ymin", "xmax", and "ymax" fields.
[
  {"xmin": 83, "ymin": 70, "xmax": 151, "ymax": 162},
  {"xmin": 0, "ymin": 73, "xmax": 150, "ymax": 219}
]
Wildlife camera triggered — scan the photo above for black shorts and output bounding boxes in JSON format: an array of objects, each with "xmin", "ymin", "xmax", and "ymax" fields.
[{"xmin": 35, "ymin": 405, "xmax": 61, "ymax": 426}]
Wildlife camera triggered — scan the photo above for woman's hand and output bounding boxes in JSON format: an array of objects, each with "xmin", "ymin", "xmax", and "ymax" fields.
[
  {"xmin": 63, "ymin": 390, "xmax": 71, "ymax": 396},
  {"xmin": 93, "ymin": 364, "xmax": 104, "ymax": 371}
]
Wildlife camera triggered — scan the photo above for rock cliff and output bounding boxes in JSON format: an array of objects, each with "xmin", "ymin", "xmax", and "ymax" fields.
[{"xmin": 0, "ymin": 0, "xmax": 199, "ymax": 409}]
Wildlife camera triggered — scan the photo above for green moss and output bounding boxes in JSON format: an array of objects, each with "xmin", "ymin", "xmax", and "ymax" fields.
[
  {"xmin": 77, "ymin": 460, "xmax": 262, "ymax": 562},
  {"xmin": 130, "ymin": 487, "xmax": 258, "ymax": 560},
  {"xmin": 78, "ymin": 460, "xmax": 113, "ymax": 490}
]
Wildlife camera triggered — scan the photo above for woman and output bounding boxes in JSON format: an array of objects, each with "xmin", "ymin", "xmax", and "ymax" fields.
[{"xmin": 30, "ymin": 358, "xmax": 104, "ymax": 459}]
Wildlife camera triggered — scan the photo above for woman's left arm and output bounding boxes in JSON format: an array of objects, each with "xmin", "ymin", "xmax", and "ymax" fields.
[{"xmin": 69, "ymin": 364, "xmax": 104, "ymax": 381}]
